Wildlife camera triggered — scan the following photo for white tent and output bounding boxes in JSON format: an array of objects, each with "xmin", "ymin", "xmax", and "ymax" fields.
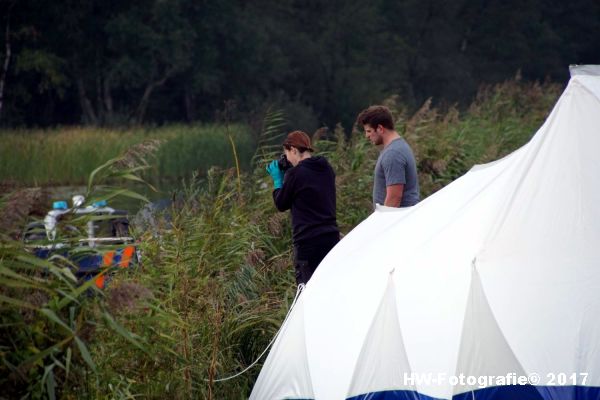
[{"xmin": 250, "ymin": 69, "xmax": 600, "ymax": 400}]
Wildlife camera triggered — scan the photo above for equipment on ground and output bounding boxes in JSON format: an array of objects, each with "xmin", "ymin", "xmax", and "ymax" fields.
[{"xmin": 23, "ymin": 195, "xmax": 140, "ymax": 289}]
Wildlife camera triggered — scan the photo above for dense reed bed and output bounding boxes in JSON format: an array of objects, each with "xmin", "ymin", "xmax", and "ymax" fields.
[{"xmin": 0, "ymin": 79, "xmax": 561, "ymax": 399}]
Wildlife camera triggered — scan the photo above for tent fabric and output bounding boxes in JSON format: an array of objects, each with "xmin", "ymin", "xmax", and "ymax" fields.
[
  {"xmin": 346, "ymin": 274, "xmax": 416, "ymax": 398},
  {"xmin": 569, "ymin": 64, "xmax": 600, "ymax": 77},
  {"xmin": 250, "ymin": 71, "xmax": 600, "ymax": 400},
  {"xmin": 250, "ymin": 294, "xmax": 315, "ymax": 400}
]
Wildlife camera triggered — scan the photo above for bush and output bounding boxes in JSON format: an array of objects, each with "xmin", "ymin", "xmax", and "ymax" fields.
[{"xmin": 1, "ymin": 79, "xmax": 562, "ymax": 398}]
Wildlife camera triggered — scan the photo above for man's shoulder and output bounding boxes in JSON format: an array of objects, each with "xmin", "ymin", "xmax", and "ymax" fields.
[
  {"xmin": 382, "ymin": 140, "xmax": 407, "ymax": 156},
  {"xmin": 384, "ymin": 138, "xmax": 414, "ymax": 157},
  {"xmin": 387, "ymin": 137, "xmax": 411, "ymax": 149}
]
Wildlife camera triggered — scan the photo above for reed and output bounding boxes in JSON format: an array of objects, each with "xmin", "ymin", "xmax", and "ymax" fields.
[
  {"xmin": 1, "ymin": 79, "xmax": 562, "ymax": 399},
  {"xmin": 0, "ymin": 124, "xmax": 255, "ymax": 187}
]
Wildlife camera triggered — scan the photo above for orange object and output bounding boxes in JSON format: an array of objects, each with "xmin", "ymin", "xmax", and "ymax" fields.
[
  {"xmin": 119, "ymin": 246, "xmax": 135, "ymax": 268},
  {"xmin": 103, "ymin": 251, "xmax": 115, "ymax": 266},
  {"xmin": 95, "ymin": 251, "xmax": 115, "ymax": 289},
  {"xmin": 95, "ymin": 274, "xmax": 105, "ymax": 289}
]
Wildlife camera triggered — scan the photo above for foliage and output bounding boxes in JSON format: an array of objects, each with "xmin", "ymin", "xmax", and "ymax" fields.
[
  {"xmin": 0, "ymin": 148, "xmax": 155, "ymax": 399},
  {"xmin": 386, "ymin": 78, "xmax": 563, "ymax": 194},
  {"xmin": 1, "ymin": 79, "xmax": 563, "ymax": 398},
  {"xmin": 82, "ymin": 79, "xmax": 561, "ymax": 399},
  {"xmin": 85, "ymin": 110, "xmax": 297, "ymax": 399},
  {"xmin": 0, "ymin": 124, "xmax": 255, "ymax": 187},
  {"xmin": 1, "ymin": 0, "xmax": 599, "ymax": 127}
]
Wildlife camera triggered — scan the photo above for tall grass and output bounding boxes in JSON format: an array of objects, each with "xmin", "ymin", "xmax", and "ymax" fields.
[
  {"xmin": 85, "ymin": 113, "xmax": 298, "ymax": 398},
  {"xmin": 82, "ymin": 80, "xmax": 562, "ymax": 399},
  {"xmin": 0, "ymin": 149, "xmax": 156, "ymax": 399},
  {"xmin": 385, "ymin": 79, "xmax": 563, "ymax": 194},
  {"xmin": 1, "ymin": 79, "xmax": 563, "ymax": 399},
  {"xmin": 0, "ymin": 124, "xmax": 255, "ymax": 187}
]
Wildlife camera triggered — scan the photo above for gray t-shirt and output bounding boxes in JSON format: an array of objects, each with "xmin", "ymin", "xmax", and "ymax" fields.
[{"xmin": 373, "ymin": 137, "xmax": 420, "ymax": 207}]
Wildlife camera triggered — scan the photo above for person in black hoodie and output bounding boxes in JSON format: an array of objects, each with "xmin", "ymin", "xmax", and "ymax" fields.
[{"xmin": 266, "ymin": 131, "xmax": 340, "ymax": 285}]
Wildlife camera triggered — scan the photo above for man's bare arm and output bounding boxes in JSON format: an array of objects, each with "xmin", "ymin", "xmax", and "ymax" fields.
[{"xmin": 384, "ymin": 184, "xmax": 404, "ymax": 207}]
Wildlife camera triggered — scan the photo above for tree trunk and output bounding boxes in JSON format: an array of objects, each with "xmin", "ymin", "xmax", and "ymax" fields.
[
  {"xmin": 184, "ymin": 87, "xmax": 196, "ymax": 122},
  {"xmin": 103, "ymin": 74, "xmax": 114, "ymax": 123},
  {"xmin": 95, "ymin": 75, "xmax": 105, "ymax": 122},
  {"xmin": 0, "ymin": 6, "xmax": 13, "ymax": 119},
  {"xmin": 133, "ymin": 68, "xmax": 174, "ymax": 124},
  {"xmin": 77, "ymin": 77, "xmax": 98, "ymax": 125}
]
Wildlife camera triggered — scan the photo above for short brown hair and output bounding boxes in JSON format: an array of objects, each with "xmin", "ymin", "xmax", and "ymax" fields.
[
  {"xmin": 283, "ymin": 130, "xmax": 313, "ymax": 152},
  {"xmin": 356, "ymin": 105, "xmax": 394, "ymax": 130}
]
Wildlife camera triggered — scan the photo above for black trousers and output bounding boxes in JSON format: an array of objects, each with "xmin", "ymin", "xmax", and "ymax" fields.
[{"xmin": 293, "ymin": 232, "xmax": 340, "ymax": 285}]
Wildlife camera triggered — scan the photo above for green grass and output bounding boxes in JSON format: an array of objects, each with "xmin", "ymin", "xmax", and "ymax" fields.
[
  {"xmin": 0, "ymin": 79, "xmax": 563, "ymax": 399},
  {"xmin": 0, "ymin": 124, "xmax": 255, "ymax": 187},
  {"xmin": 80, "ymin": 80, "xmax": 563, "ymax": 399}
]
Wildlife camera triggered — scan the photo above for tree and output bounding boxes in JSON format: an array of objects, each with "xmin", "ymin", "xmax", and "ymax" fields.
[
  {"xmin": 62, "ymin": 0, "xmax": 194, "ymax": 125},
  {"xmin": 0, "ymin": 0, "xmax": 16, "ymax": 119},
  {"xmin": 1, "ymin": 0, "xmax": 600, "ymax": 127}
]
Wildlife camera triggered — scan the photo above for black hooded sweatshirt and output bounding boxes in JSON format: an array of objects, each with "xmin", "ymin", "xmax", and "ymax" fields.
[{"xmin": 272, "ymin": 156, "xmax": 339, "ymax": 245}]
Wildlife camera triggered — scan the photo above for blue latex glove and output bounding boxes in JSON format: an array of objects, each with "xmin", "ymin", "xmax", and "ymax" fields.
[{"xmin": 266, "ymin": 159, "xmax": 284, "ymax": 189}]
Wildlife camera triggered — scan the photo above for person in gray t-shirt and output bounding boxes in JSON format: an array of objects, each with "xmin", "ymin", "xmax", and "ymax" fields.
[{"xmin": 356, "ymin": 105, "xmax": 420, "ymax": 208}]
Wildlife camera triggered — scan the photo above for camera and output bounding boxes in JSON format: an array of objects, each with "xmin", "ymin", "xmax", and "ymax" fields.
[{"xmin": 277, "ymin": 153, "xmax": 293, "ymax": 172}]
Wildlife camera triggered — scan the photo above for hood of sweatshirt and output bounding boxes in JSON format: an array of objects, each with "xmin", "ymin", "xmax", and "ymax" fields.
[{"xmin": 296, "ymin": 156, "xmax": 330, "ymax": 172}]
